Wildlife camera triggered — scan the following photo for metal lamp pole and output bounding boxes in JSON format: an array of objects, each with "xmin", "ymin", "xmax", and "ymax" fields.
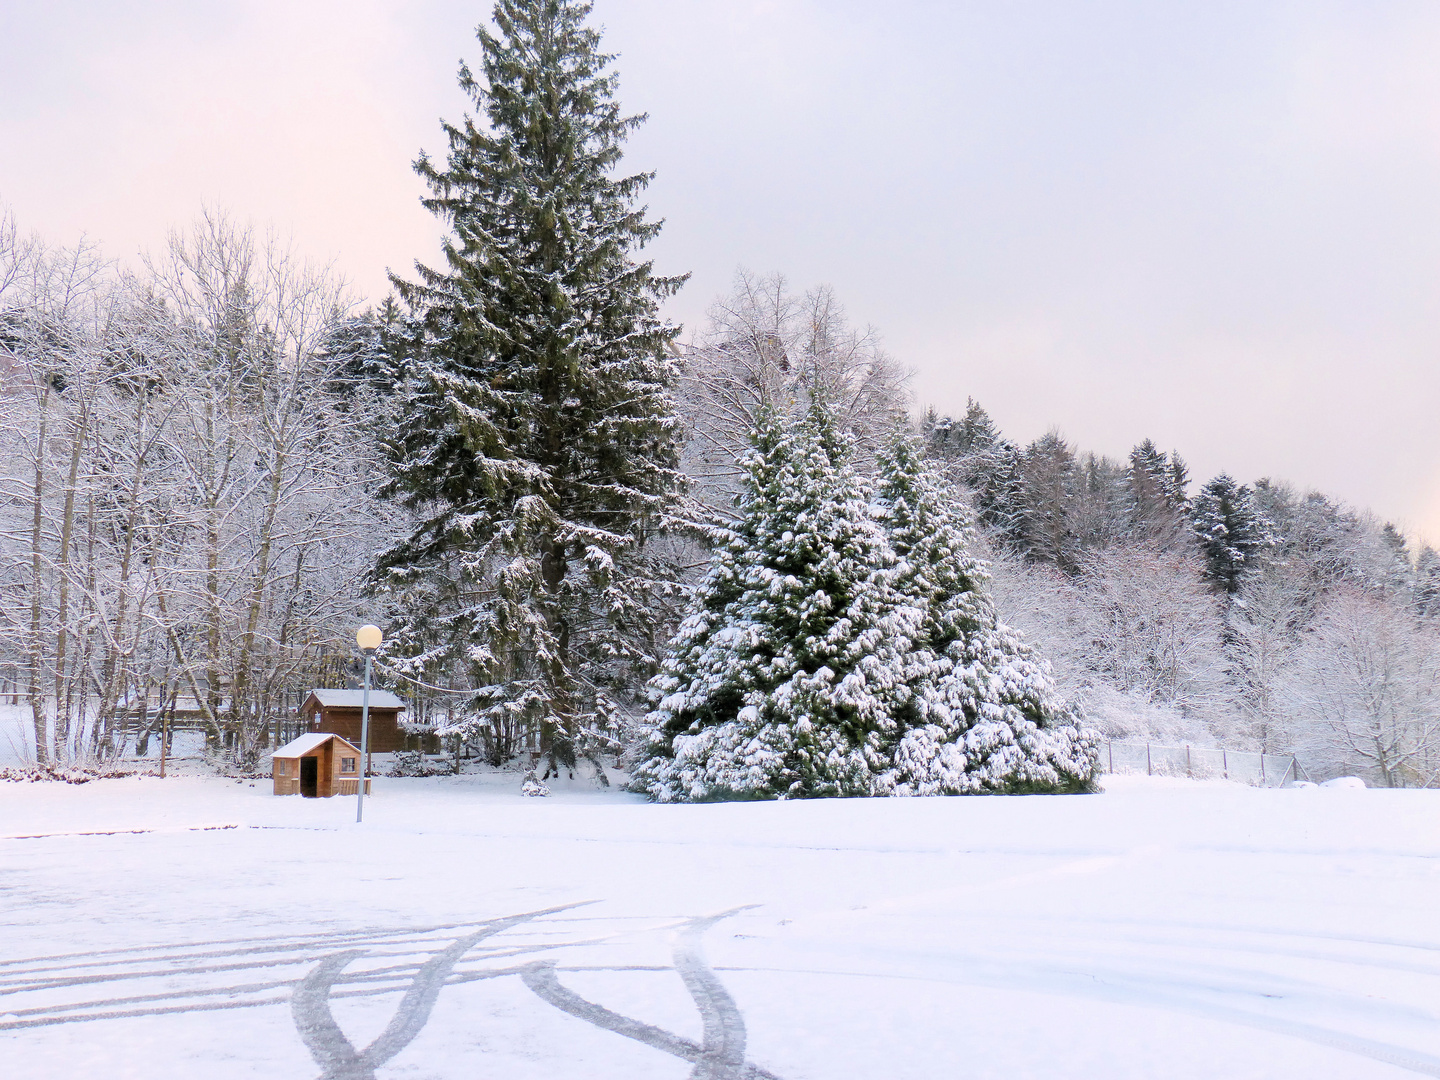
[{"xmin": 355, "ymin": 624, "xmax": 383, "ymax": 823}]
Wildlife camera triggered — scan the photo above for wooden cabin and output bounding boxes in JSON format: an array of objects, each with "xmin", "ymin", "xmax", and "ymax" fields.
[
  {"xmin": 300, "ymin": 688, "xmax": 410, "ymax": 754},
  {"xmin": 272, "ymin": 733, "xmax": 370, "ymax": 797}
]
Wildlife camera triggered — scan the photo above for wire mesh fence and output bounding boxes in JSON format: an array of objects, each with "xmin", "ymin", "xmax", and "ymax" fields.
[{"xmin": 1098, "ymin": 741, "xmax": 1297, "ymax": 787}]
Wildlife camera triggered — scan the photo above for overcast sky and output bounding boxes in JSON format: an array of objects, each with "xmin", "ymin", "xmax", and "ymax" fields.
[{"xmin": 3, "ymin": 1, "xmax": 1439, "ymax": 545}]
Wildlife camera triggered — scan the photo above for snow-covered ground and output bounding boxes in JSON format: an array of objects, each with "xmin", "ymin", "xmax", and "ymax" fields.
[{"xmin": 2, "ymin": 772, "xmax": 1437, "ymax": 1079}]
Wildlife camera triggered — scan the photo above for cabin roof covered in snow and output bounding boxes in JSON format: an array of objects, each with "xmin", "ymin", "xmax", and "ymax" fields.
[
  {"xmin": 304, "ymin": 689, "xmax": 405, "ymax": 711},
  {"xmin": 272, "ymin": 732, "xmax": 359, "ymax": 758}
]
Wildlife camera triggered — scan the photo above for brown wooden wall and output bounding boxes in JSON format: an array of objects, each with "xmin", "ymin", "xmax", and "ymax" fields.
[
  {"xmin": 273, "ymin": 737, "xmax": 367, "ymax": 797},
  {"xmin": 305, "ymin": 707, "xmax": 440, "ymax": 754},
  {"xmin": 273, "ymin": 762, "xmax": 299, "ymax": 796},
  {"xmin": 308, "ymin": 706, "xmax": 406, "ymax": 752}
]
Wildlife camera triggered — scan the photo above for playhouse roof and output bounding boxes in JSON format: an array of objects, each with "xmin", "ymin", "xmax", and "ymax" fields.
[
  {"xmin": 272, "ymin": 732, "xmax": 359, "ymax": 759},
  {"xmin": 304, "ymin": 688, "xmax": 406, "ymax": 711}
]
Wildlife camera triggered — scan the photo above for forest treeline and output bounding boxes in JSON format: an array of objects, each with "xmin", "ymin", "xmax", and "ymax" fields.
[
  {"xmin": 0, "ymin": 211, "xmax": 396, "ymax": 766},
  {"xmin": 2, "ymin": 0, "xmax": 1436, "ymax": 788},
  {"xmin": 5, "ymin": 209, "xmax": 1435, "ymax": 786},
  {"xmin": 926, "ymin": 400, "xmax": 1440, "ymax": 785}
]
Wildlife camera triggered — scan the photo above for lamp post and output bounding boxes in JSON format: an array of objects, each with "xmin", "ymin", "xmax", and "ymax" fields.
[{"xmin": 355, "ymin": 624, "xmax": 383, "ymax": 823}]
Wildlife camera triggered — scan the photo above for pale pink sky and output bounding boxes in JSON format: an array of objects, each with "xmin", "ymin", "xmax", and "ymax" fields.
[{"xmin": 4, "ymin": 1, "xmax": 1440, "ymax": 546}]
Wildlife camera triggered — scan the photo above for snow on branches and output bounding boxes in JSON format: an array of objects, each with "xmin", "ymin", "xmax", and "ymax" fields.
[{"xmin": 630, "ymin": 405, "xmax": 1098, "ymax": 801}]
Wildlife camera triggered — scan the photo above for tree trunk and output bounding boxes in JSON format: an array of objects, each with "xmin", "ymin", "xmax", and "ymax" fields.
[
  {"xmin": 27, "ymin": 384, "xmax": 51, "ymax": 765},
  {"xmin": 229, "ymin": 445, "xmax": 285, "ymax": 766},
  {"xmin": 95, "ymin": 390, "xmax": 151, "ymax": 760},
  {"xmin": 52, "ymin": 397, "xmax": 88, "ymax": 765}
]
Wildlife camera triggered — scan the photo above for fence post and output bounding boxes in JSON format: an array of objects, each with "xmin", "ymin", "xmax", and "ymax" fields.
[
  {"xmin": 1261, "ymin": 754, "xmax": 1266, "ymax": 784},
  {"xmin": 1222, "ymin": 748, "xmax": 1228, "ymax": 780},
  {"xmin": 1147, "ymin": 743, "xmax": 1152, "ymax": 776},
  {"xmin": 1108, "ymin": 742, "xmax": 1114, "ymax": 774},
  {"xmin": 1186, "ymin": 745, "xmax": 1192, "ymax": 778}
]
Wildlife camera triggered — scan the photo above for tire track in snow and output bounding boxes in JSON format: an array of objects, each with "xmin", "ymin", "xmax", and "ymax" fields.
[
  {"xmin": 290, "ymin": 907, "xmax": 586, "ymax": 1080},
  {"xmin": 521, "ymin": 907, "xmax": 781, "ymax": 1080}
]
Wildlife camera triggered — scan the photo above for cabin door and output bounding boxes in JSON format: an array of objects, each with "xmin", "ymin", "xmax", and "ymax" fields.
[{"xmin": 300, "ymin": 756, "xmax": 318, "ymax": 798}]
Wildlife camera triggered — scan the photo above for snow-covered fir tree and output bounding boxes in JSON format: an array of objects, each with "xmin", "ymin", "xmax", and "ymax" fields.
[
  {"xmin": 630, "ymin": 404, "xmax": 918, "ymax": 801},
  {"xmin": 873, "ymin": 434, "xmax": 1099, "ymax": 795},
  {"xmin": 376, "ymin": 0, "xmax": 687, "ymax": 771},
  {"xmin": 630, "ymin": 415, "xmax": 1097, "ymax": 802},
  {"xmin": 1192, "ymin": 474, "xmax": 1276, "ymax": 594},
  {"xmin": 1018, "ymin": 431, "xmax": 1082, "ymax": 571}
]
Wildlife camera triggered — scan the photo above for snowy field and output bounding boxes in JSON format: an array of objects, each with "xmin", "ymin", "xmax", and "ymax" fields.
[{"xmin": 2, "ymin": 773, "xmax": 1438, "ymax": 1079}]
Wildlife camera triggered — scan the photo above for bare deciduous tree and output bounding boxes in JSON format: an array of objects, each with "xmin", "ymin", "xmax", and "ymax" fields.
[
  {"xmin": 1287, "ymin": 589, "xmax": 1440, "ymax": 786},
  {"xmin": 0, "ymin": 210, "xmax": 399, "ymax": 767},
  {"xmin": 678, "ymin": 271, "xmax": 910, "ymax": 517}
]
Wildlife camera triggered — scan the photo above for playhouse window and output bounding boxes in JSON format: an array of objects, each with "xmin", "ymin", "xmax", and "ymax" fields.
[
  {"xmin": 276, "ymin": 760, "xmax": 289, "ymax": 776},
  {"xmin": 341, "ymin": 757, "xmax": 356, "ymax": 774}
]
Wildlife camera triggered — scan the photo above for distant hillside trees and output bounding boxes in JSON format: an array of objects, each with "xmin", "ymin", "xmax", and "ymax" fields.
[
  {"xmin": 923, "ymin": 398, "xmax": 1440, "ymax": 785},
  {"xmin": 1287, "ymin": 590, "xmax": 1440, "ymax": 787}
]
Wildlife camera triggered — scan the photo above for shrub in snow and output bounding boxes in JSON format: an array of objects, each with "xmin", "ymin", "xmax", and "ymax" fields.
[
  {"xmin": 0, "ymin": 763, "xmax": 139, "ymax": 784},
  {"xmin": 630, "ymin": 413, "xmax": 1098, "ymax": 802},
  {"xmin": 385, "ymin": 752, "xmax": 455, "ymax": 778}
]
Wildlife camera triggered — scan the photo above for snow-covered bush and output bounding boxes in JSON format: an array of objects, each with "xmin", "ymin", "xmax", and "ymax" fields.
[
  {"xmin": 385, "ymin": 751, "xmax": 455, "ymax": 778},
  {"xmin": 630, "ymin": 412, "xmax": 1097, "ymax": 802}
]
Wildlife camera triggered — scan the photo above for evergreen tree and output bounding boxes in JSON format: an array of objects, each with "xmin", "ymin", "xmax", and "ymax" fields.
[
  {"xmin": 1071, "ymin": 451, "xmax": 1129, "ymax": 551},
  {"xmin": 1192, "ymin": 474, "xmax": 1275, "ymax": 594},
  {"xmin": 963, "ymin": 437, "xmax": 1026, "ymax": 545},
  {"xmin": 926, "ymin": 397, "xmax": 999, "ymax": 460},
  {"xmin": 630, "ymin": 404, "xmax": 918, "ymax": 801},
  {"xmin": 1125, "ymin": 439, "xmax": 1189, "ymax": 546},
  {"xmin": 1018, "ymin": 430, "xmax": 1080, "ymax": 571},
  {"xmin": 631, "ymin": 417, "xmax": 1099, "ymax": 803},
  {"xmin": 1415, "ymin": 545, "xmax": 1440, "ymax": 619},
  {"xmin": 1379, "ymin": 522, "xmax": 1413, "ymax": 592},
  {"xmin": 872, "ymin": 435, "xmax": 1098, "ymax": 795},
  {"xmin": 376, "ymin": 0, "xmax": 686, "ymax": 768},
  {"xmin": 1166, "ymin": 451, "xmax": 1190, "ymax": 508}
]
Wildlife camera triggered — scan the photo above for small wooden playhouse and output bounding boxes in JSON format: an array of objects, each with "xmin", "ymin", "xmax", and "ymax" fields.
[{"xmin": 272, "ymin": 733, "xmax": 370, "ymax": 798}]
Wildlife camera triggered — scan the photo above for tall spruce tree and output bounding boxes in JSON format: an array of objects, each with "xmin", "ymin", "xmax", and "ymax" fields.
[
  {"xmin": 1415, "ymin": 545, "xmax": 1440, "ymax": 619},
  {"xmin": 1018, "ymin": 431, "xmax": 1080, "ymax": 571},
  {"xmin": 377, "ymin": 0, "xmax": 686, "ymax": 769},
  {"xmin": 1125, "ymin": 439, "xmax": 1190, "ymax": 547}
]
